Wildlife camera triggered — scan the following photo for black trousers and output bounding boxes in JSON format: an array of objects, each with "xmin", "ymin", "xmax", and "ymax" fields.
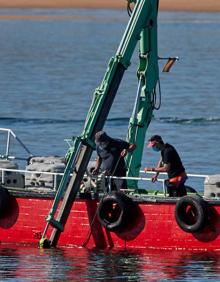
[
  {"xmin": 108, "ymin": 170, "xmax": 127, "ymax": 191},
  {"xmin": 165, "ymin": 180, "xmax": 187, "ymax": 197},
  {"xmin": 110, "ymin": 178, "xmax": 127, "ymax": 191}
]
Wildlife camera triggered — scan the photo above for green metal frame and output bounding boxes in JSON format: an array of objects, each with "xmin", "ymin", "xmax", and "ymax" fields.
[
  {"xmin": 41, "ymin": 0, "xmax": 160, "ymax": 247},
  {"xmin": 126, "ymin": 2, "xmax": 159, "ymax": 188}
]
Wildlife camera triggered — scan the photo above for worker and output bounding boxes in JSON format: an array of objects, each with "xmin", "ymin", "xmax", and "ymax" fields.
[
  {"xmin": 144, "ymin": 135, "xmax": 187, "ymax": 197},
  {"xmin": 92, "ymin": 131, "xmax": 136, "ymax": 191}
]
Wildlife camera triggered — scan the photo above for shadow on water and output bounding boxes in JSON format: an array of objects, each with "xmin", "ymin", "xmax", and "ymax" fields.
[{"xmin": 1, "ymin": 245, "xmax": 220, "ymax": 281}]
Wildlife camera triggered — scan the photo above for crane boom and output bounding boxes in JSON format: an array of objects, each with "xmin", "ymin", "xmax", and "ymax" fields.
[
  {"xmin": 126, "ymin": 3, "xmax": 159, "ymax": 188},
  {"xmin": 41, "ymin": 0, "xmax": 160, "ymax": 247}
]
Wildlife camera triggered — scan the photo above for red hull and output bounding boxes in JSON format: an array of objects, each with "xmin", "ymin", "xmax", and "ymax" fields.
[{"xmin": 1, "ymin": 193, "xmax": 220, "ymax": 251}]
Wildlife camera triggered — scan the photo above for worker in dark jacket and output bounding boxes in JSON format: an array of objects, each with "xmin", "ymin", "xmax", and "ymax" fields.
[
  {"xmin": 92, "ymin": 131, "xmax": 136, "ymax": 191},
  {"xmin": 144, "ymin": 135, "xmax": 187, "ymax": 197}
]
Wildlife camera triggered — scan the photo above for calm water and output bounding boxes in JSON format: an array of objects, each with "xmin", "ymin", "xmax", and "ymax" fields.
[
  {"xmin": 0, "ymin": 8, "xmax": 220, "ymax": 281},
  {"xmin": 1, "ymin": 245, "xmax": 220, "ymax": 282}
]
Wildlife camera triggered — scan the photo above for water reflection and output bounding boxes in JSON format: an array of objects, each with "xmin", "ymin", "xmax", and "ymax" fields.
[
  {"xmin": 0, "ymin": 248, "xmax": 19, "ymax": 280},
  {"xmin": 86, "ymin": 250, "xmax": 142, "ymax": 281},
  {"xmin": 1, "ymin": 245, "xmax": 220, "ymax": 281}
]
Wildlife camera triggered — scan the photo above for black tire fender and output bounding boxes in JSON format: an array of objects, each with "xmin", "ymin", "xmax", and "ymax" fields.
[
  {"xmin": 0, "ymin": 186, "xmax": 10, "ymax": 215},
  {"xmin": 175, "ymin": 195, "xmax": 207, "ymax": 233},
  {"xmin": 97, "ymin": 191, "xmax": 134, "ymax": 231}
]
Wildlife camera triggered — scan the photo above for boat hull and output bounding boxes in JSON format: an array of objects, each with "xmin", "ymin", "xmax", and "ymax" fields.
[{"xmin": 1, "ymin": 190, "xmax": 220, "ymax": 251}]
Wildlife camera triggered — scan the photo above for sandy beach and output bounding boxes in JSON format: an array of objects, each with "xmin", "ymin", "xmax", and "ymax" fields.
[{"xmin": 0, "ymin": 0, "xmax": 219, "ymax": 12}]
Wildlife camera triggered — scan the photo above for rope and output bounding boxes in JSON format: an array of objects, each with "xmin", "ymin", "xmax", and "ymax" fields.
[
  {"xmin": 81, "ymin": 193, "xmax": 106, "ymax": 247},
  {"xmin": 151, "ymin": 79, "xmax": 161, "ymax": 110},
  {"xmin": 81, "ymin": 155, "xmax": 122, "ymax": 247}
]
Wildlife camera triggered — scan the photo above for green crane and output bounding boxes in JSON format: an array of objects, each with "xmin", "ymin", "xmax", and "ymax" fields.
[
  {"xmin": 40, "ymin": 0, "xmax": 160, "ymax": 248},
  {"xmin": 126, "ymin": 0, "xmax": 159, "ymax": 188}
]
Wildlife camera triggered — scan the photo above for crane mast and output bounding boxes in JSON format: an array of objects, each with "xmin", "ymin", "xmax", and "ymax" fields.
[
  {"xmin": 126, "ymin": 3, "xmax": 159, "ymax": 188},
  {"xmin": 41, "ymin": 0, "xmax": 160, "ymax": 247}
]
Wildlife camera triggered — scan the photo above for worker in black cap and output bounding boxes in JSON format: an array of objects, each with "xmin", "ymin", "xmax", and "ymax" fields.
[
  {"xmin": 92, "ymin": 131, "xmax": 136, "ymax": 191},
  {"xmin": 144, "ymin": 135, "xmax": 187, "ymax": 197}
]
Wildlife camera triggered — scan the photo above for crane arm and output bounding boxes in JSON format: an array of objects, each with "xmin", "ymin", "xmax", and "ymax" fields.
[
  {"xmin": 126, "ymin": 2, "xmax": 159, "ymax": 188},
  {"xmin": 42, "ymin": 0, "xmax": 160, "ymax": 247}
]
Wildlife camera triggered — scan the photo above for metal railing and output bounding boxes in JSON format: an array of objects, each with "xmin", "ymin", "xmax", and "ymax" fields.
[
  {"xmin": 106, "ymin": 171, "xmax": 208, "ymax": 195},
  {"xmin": 0, "ymin": 166, "xmax": 208, "ymax": 194},
  {"xmin": 0, "ymin": 167, "xmax": 65, "ymax": 190},
  {"xmin": 0, "ymin": 128, "xmax": 32, "ymax": 160}
]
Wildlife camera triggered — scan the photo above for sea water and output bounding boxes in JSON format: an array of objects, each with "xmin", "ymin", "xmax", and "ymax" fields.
[
  {"xmin": 0, "ymin": 8, "xmax": 220, "ymax": 281},
  {"xmin": 1, "ymin": 245, "xmax": 220, "ymax": 281}
]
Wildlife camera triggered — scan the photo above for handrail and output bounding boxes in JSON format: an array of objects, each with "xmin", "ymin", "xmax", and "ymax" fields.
[
  {"xmin": 140, "ymin": 170, "xmax": 209, "ymax": 178},
  {"xmin": 0, "ymin": 128, "xmax": 32, "ymax": 158},
  {"xmin": 0, "ymin": 167, "xmax": 66, "ymax": 176},
  {"xmin": 106, "ymin": 174, "xmax": 166, "ymax": 195},
  {"xmin": 0, "ymin": 167, "xmax": 208, "ymax": 181},
  {"xmin": 0, "ymin": 167, "xmax": 208, "ymax": 194},
  {"xmin": 0, "ymin": 167, "xmax": 68, "ymax": 191}
]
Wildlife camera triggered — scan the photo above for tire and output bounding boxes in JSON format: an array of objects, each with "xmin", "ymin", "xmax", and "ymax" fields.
[
  {"xmin": 0, "ymin": 186, "xmax": 10, "ymax": 215},
  {"xmin": 97, "ymin": 191, "xmax": 134, "ymax": 231},
  {"xmin": 175, "ymin": 195, "xmax": 207, "ymax": 233}
]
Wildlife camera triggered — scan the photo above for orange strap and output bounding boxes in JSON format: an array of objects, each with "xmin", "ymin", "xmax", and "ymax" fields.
[{"xmin": 169, "ymin": 171, "xmax": 187, "ymax": 185}]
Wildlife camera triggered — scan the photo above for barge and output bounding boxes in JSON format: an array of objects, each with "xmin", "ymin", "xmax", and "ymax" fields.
[{"xmin": 1, "ymin": 0, "xmax": 220, "ymax": 251}]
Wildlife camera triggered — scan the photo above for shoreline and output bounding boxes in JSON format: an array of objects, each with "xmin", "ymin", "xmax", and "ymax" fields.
[{"xmin": 0, "ymin": 0, "xmax": 219, "ymax": 12}]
